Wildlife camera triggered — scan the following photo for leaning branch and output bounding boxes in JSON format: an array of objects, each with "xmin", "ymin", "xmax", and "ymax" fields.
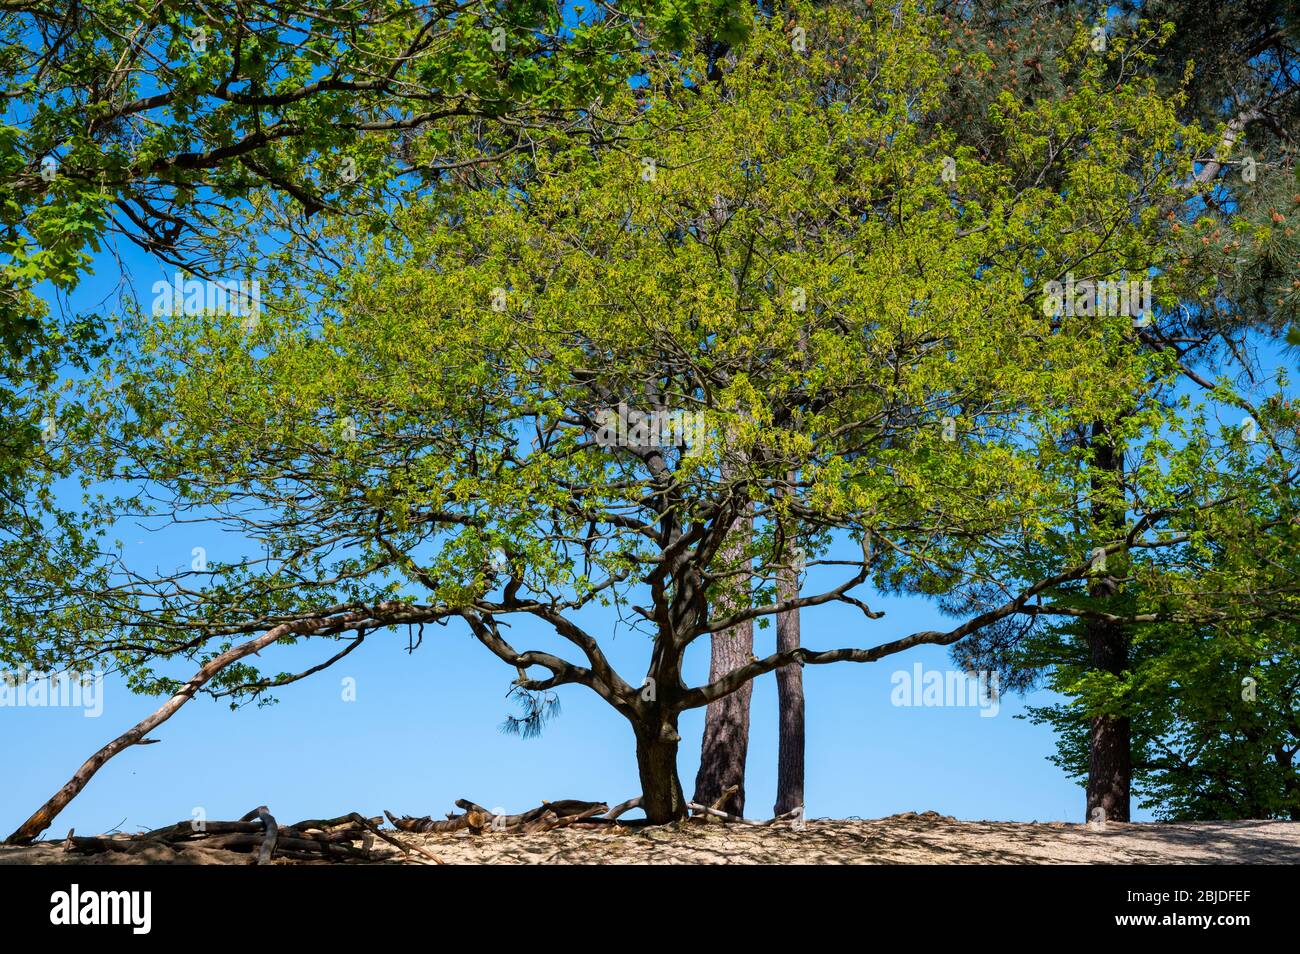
[{"xmin": 4, "ymin": 602, "xmax": 444, "ymax": 845}]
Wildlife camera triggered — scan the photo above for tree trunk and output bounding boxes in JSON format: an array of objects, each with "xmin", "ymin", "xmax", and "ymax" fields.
[
  {"xmin": 1278, "ymin": 748, "xmax": 1300, "ymax": 821},
  {"xmin": 635, "ymin": 720, "xmax": 686, "ymax": 824},
  {"xmin": 693, "ymin": 620, "xmax": 754, "ymax": 814},
  {"xmin": 1085, "ymin": 421, "xmax": 1130, "ymax": 824},
  {"xmin": 693, "ymin": 504, "xmax": 754, "ymax": 815},
  {"xmin": 1086, "ymin": 623, "xmax": 1131, "ymax": 823},
  {"xmin": 774, "ymin": 548, "xmax": 805, "ymax": 816}
]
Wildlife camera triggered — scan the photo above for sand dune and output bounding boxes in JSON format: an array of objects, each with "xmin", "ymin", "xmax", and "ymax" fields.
[{"xmin": 3, "ymin": 812, "xmax": 1298, "ymax": 864}]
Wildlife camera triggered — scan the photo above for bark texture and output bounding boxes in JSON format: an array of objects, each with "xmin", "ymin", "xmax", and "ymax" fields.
[
  {"xmin": 637, "ymin": 719, "xmax": 687, "ymax": 823},
  {"xmin": 774, "ymin": 547, "xmax": 805, "ymax": 816},
  {"xmin": 1085, "ymin": 421, "xmax": 1131, "ymax": 824},
  {"xmin": 693, "ymin": 504, "xmax": 754, "ymax": 815}
]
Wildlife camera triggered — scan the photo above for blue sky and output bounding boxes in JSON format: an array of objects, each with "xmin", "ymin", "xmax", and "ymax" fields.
[
  {"xmin": 3, "ymin": 578, "xmax": 1095, "ymax": 834},
  {"xmin": 3, "ymin": 243, "xmax": 1103, "ymax": 836}
]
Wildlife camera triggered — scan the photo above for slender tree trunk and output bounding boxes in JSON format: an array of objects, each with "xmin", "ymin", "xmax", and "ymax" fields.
[
  {"xmin": 693, "ymin": 503, "xmax": 754, "ymax": 815},
  {"xmin": 1086, "ymin": 620, "xmax": 1131, "ymax": 823},
  {"xmin": 1085, "ymin": 421, "xmax": 1130, "ymax": 824},
  {"xmin": 1274, "ymin": 748, "xmax": 1300, "ymax": 821},
  {"xmin": 635, "ymin": 719, "xmax": 686, "ymax": 824},
  {"xmin": 774, "ymin": 547, "xmax": 805, "ymax": 816}
]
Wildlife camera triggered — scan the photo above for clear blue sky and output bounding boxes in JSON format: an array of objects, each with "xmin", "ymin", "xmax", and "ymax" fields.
[
  {"xmin": 1, "ymin": 225, "xmax": 1138, "ymax": 839},
  {"xmin": 3, "ymin": 578, "xmax": 1099, "ymax": 833}
]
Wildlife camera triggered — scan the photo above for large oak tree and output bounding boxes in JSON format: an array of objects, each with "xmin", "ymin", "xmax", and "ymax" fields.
[{"xmin": 6, "ymin": 4, "xmax": 1230, "ymax": 838}]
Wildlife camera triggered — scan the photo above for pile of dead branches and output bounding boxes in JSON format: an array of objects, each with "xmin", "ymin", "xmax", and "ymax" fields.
[
  {"xmin": 60, "ymin": 807, "xmax": 443, "ymax": 865},
  {"xmin": 54, "ymin": 793, "xmax": 805, "ymax": 864},
  {"xmin": 386, "ymin": 791, "xmax": 803, "ymax": 834},
  {"xmin": 386, "ymin": 797, "xmax": 638, "ymax": 835}
]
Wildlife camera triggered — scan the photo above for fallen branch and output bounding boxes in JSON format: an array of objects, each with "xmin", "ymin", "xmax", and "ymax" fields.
[
  {"xmin": 520, "ymin": 810, "xmax": 560, "ymax": 834},
  {"xmin": 292, "ymin": 814, "xmax": 381, "ymax": 833},
  {"xmin": 346, "ymin": 812, "xmax": 443, "ymax": 865},
  {"xmin": 604, "ymin": 796, "xmax": 642, "ymax": 821},
  {"xmin": 53, "ymin": 807, "xmax": 398, "ymax": 864},
  {"xmin": 58, "ymin": 834, "xmax": 141, "ymax": 855},
  {"xmin": 548, "ymin": 802, "xmax": 610, "ymax": 830},
  {"xmin": 202, "ymin": 832, "xmax": 371, "ymax": 860},
  {"xmin": 385, "ymin": 810, "xmax": 473, "ymax": 834},
  {"xmin": 389, "ymin": 798, "xmax": 615, "ymax": 836},
  {"xmin": 141, "ymin": 819, "xmax": 264, "ymax": 841},
  {"xmin": 686, "ymin": 803, "xmax": 804, "ymax": 827},
  {"xmin": 245, "ymin": 806, "xmax": 278, "ymax": 866},
  {"xmin": 710, "ymin": 785, "xmax": 741, "ymax": 813}
]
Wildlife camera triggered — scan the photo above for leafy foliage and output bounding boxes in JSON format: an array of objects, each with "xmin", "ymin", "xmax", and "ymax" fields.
[{"xmin": 0, "ymin": 0, "xmax": 745, "ymax": 492}]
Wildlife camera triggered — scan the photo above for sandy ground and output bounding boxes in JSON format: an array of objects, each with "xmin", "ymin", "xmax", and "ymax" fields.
[{"xmin": 2, "ymin": 812, "xmax": 1298, "ymax": 864}]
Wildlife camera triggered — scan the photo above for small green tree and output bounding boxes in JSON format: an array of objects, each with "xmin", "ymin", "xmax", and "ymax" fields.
[
  {"xmin": 1019, "ymin": 467, "xmax": 1300, "ymax": 821},
  {"xmin": 1028, "ymin": 617, "xmax": 1300, "ymax": 821}
]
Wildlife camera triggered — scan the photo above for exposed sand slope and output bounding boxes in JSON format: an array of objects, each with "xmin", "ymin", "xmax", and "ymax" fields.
[{"xmin": 3, "ymin": 812, "xmax": 1298, "ymax": 864}]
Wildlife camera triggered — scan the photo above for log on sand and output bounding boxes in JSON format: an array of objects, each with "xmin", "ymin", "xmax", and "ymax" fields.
[
  {"xmin": 386, "ymin": 793, "xmax": 799, "ymax": 836},
  {"xmin": 55, "ymin": 807, "xmax": 442, "ymax": 865},
  {"xmin": 387, "ymin": 799, "xmax": 611, "ymax": 835}
]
